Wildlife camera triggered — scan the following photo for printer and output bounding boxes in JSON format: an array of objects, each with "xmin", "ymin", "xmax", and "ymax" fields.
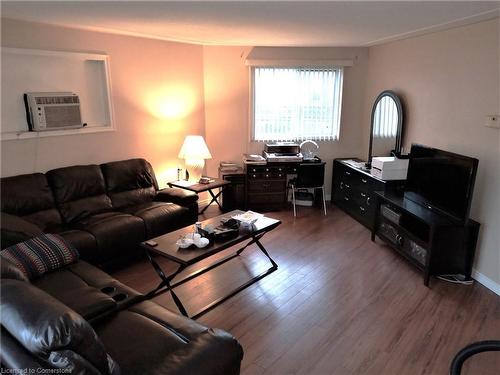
[
  {"xmin": 371, "ymin": 156, "xmax": 409, "ymax": 180},
  {"xmin": 263, "ymin": 142, "xmax": 303, "ymax": 162}
]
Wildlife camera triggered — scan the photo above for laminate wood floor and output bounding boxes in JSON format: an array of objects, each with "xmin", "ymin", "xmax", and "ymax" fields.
[{"xmin": 111, "ymin": 204, "xmax": 500, "ymax": 375}]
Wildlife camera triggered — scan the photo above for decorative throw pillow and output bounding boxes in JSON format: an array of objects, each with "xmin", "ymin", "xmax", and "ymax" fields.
[{"xmin": 0, "ymin": 234, "xmax": 79, "ymax": 280}]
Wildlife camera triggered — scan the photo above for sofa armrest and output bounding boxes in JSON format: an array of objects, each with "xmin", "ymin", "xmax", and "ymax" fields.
[
  {"xmin": 155, "ymin": 188, "xmax": 199, "ymax": 207},
  {"xmin": 151, "ymin": 329, "xmax": 243, "ymax": 375},
  {"xmin": 1, "ymin": 212, "xmax": 44, "ymax": 249}
]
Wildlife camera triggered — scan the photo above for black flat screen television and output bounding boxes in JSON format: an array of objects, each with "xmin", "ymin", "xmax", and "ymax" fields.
[{"xmin": 404, "ymin": 144, "xmax": 478, "ymax": 223}]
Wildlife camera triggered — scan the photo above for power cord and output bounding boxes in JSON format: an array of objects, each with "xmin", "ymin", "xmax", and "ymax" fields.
[{"xmin": 437, "ymin": 274, "xmax": 474, "ymax": 285}]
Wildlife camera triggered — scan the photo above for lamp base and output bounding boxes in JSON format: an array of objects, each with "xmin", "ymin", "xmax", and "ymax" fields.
[{"xmin": 185, "ymin": 159, "xmax": 205, "ymax": 182}]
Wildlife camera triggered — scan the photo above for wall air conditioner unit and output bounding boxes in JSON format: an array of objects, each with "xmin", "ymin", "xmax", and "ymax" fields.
[{"xmin": 24, "ymin": 92, "xmax": 84, "ymax": 131}]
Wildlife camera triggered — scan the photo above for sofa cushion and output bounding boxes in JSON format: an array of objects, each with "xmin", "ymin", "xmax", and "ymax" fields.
[
  {"xmin": 155, "ymin": 187, "xmax": 199, "ymax": 206},
  {"xmin": 1, "ymin": 234, "xmax": 79, "ymax": 280},
  {"xmin": 123, "ymin": 202, "xmax": 190, "ymax": 238},
  {"xmin": 58, "ymin": 229, "xmax": 99, "ymax": 263},
  {"xmin": 33, "ymin": 261, "xmax": 141, "ymax": 321},
  {"xmin": 0, "ymin": 173, "xmax": 62, "ymax": 229},
  {"xmin": 0, "ymin": 256, "xmax": 29, "ymax": 282},
  {"xmin": 73, "ymin": 212, "xmax": 146, "ymax": 264},
  {"xmin": 1, "ymin": 212, "xmax": 44, "ymax": 249},
  {"xmin": 0, "ymin": 279, "xmax": 119, "ymax": 375},
  {"xmin": 101, "ymin": 158, "xmax": 159, "ymax": 209},
  {"xmin": 46, "ymin": 165, "xmax": 113, "ymax": 223},
  {"xmin": 95, "ymin": 301, "xmax": 243, "ymax": 375}
]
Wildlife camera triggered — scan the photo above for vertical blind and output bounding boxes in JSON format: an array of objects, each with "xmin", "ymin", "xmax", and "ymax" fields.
[
  {"xmin": 252, "ymin": 67, "xmax": 343, "ymax": 142},
  {"xmin": 373, "ymin": 96, "xmax": 398, "ymax": 138}
]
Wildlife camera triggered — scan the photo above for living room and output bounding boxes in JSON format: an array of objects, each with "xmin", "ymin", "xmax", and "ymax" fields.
[{"xmin": 1, "ymin": 1, "xmax": 499, "ymax": 374}]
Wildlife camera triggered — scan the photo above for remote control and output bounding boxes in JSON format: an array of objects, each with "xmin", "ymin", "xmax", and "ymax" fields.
[{"xmin": 145, "ymin": 240, "xmax": 158, "ymax": 247}]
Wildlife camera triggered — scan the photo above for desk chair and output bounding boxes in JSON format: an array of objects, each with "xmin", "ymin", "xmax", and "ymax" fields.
[
  {"xmin": 289, "ymin": 162, "xmax": 327, "ymax": 217},
  {"xmin": 450, "ymin": 340, "xmax": 500, "ymax": 375}
]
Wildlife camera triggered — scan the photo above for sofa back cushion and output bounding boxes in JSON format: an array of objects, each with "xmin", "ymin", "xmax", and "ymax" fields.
[
  {"xmin": 0, "ymin": 173, "xmax": 62, "ymax": 229},
  {"xmin": 101, "ymin": 159, "xmax": 158, "ymax": 209},
  {"xmin": 47, "ymin": 165, "xmax": 112, "ymax": 223},
  {"xmin": 0, "ymin": 279, "xmax": 119, "ymax": 374}
]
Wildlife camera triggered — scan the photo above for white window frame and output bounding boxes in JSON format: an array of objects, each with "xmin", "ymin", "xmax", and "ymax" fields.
[{"xmin": 249, "ymin": 66, "xmax": 344, "ymax": 142}]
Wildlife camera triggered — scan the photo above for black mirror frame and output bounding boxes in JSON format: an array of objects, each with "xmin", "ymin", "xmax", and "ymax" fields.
[{"xmin": 366, "ymin": 90, "xmax": 404, "ymax": 168}]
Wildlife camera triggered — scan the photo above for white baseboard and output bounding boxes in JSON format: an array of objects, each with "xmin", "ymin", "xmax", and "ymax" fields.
[{"xmin": 472, "ymin": 269, "xmax": 500, "ymax": 296}]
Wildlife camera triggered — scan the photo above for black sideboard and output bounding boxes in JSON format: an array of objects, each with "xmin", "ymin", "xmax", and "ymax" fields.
[{"xmin": 332, "ymin": 159, "xmax": 404, "ymax": 230}]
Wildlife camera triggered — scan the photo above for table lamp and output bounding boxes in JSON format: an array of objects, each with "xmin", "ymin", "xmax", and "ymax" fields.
[{"xmin": 178, "ymin": 135, "xmax": 212, "ymax": 181}]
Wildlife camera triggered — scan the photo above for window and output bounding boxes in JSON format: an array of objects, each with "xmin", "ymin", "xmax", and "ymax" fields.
[{"xmin": 252, "ymin": 67, "xmax": 343, "ymax": 142}]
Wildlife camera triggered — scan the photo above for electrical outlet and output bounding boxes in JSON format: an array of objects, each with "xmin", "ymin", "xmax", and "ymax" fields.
[{"xmin": 485, "ymin": 115, "xmax": 500, "ymax": 129}]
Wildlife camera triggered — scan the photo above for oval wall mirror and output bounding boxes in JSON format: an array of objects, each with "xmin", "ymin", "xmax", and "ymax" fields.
[{"xmin": 367, "ymin": 90, "xmax": 404, "ymax": 167}]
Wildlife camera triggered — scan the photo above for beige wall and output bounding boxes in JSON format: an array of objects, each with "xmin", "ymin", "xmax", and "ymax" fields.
[
  {"xmin": 364, "ymin": 19, "xmax": 500, "ymax": 286},
  {"xmin": 1, "ymin": 18, "xmax": 206, "ymax": 187},
  {"xmin": 203, "ymin": 46, "xmax": 370, "ymax": 196},
  {"xmin": 2, "ymin": 17, "xmax": 498, "ymax": 289}
]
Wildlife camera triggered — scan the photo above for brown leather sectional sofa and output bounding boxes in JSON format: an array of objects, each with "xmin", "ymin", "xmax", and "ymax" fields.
[
  {"xmin": 0, "ymin": 257, "xmax": 243, "ymax": 374},
  {"xmin": 0, "ymin": 158, "xmax": 244, "ymax": 374},
  {"xmin": 1, "ymin": 158, "xmax": 198, "ymax": 266}
]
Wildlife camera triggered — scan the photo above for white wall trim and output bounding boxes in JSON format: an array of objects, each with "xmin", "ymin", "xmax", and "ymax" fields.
[{"xmin": 472, "ymin": 269, "xmax": 500, "ymax": 296}]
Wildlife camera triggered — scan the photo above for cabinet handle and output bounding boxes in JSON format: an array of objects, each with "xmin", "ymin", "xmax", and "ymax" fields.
[
  {"xmin": 396, "ymin": 235, "xmax": 404, "ymax": 246},
  {"xmin": 265, "ymin": 174, "xmax": 270, "ymax": 178},
  {"xmin": 361, "ymin": 178, "xmax": 367, "ymax": 183},
  {"xmin": 266, "ymin": 168, "xmax": 270, "ymax": 172},
  {"xmin": 360, "ymin": 192, "xmax": 367, "ymax": 197},
  {"xmin": 345, "ymin": 171, "xmax": 351, "ymax": 176},
  {"xmin": 252, "ymin": 174, "xmax": 257, "ymax": 178},
  {"xmin": 278, "ymin": 174, "xmax": 283, "ymax": 177},
  {"xmin": 366, "ymin": 197, "xmax": 371, "ymax": 205},
  {"xmin": 344, "ymin": 197, "xmax": 350, "ymax": 201},
  {"xmin": 344, "ymin": 183, "xmax": 351, "ymax": 189},
  {"xmin": 360, "ymin": 206, "xmax": 366, "ymax": 213},
  {"xmin": 340, "ymin": 181, "xmax": 344, "ymax": 189}
]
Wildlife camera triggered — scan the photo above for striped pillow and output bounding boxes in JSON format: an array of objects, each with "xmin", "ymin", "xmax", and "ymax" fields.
[{"xmin": 1, "ymin": 234, "xmax": 79, "ymax": 280}]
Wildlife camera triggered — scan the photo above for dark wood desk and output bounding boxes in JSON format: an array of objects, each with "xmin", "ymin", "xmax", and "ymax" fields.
[
  {"xmin": 244, "ymin": 160, "xmax": 326, "ymax": 211},
  {"xmin": 168, "ymin": 178, "xmax": 230, "ymax": 214}
]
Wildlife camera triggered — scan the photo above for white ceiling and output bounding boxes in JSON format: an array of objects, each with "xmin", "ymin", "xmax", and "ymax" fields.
[{"xmin": 2, "ymin": 1, "xmax": 499, "ymax": 47}]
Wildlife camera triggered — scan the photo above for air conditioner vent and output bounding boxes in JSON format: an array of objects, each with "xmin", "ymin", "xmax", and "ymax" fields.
[
  {"xmin": 35, "ymin": 96, "xmax": 80, "ymax": 105},
  {"xmin": 24, "ymin": 92, "xmax": 83, "ymax": 131}
]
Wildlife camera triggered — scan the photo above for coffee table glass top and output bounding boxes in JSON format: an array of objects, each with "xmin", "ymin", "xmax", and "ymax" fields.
[{"xmin": 142, "ymin": 210, "xmax": 281, "ymax": 265}]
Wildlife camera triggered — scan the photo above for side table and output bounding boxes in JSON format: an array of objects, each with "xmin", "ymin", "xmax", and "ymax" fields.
[{"xmin": 168, "ymin": 178, "xmax": 231, "ymax": 214}]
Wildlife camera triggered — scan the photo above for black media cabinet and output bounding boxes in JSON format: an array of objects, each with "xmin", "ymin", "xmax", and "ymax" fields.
[{"xmin": 371, "ymin": 191, "xmax": 480, "ymax": 286}]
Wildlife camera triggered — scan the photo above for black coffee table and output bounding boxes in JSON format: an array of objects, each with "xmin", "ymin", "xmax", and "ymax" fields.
[{"xmin": 141, "ymin": 210, "xmax": 281, "ymax": 319}]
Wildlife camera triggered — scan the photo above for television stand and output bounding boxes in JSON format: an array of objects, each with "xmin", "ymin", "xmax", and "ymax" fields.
[{"xmin": 371, "ymin": 191, "xmax": 480, "ymax": 286}]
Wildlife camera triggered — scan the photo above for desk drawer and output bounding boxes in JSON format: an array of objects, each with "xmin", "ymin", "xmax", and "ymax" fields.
[
  {"xmin": 248, "ymin": 172, "xmax": 262, "ymax": 180},
  {"xmin": 248, "ymin": 180, "xmax": 285, "ymax": 193},
  {"xmin": 247, "ymin": 192, "xmax": 285, "ymax": 205}
]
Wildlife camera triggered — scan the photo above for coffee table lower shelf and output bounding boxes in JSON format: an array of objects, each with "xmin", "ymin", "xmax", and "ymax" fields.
[{"xmin": 144, "ymin": 232, "xmax": 278, "ymax": 320}]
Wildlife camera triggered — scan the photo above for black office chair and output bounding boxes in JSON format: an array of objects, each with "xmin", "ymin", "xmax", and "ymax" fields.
[
  {"xmin": 288, "ymin": 162, "xmax": 327, "ymax": 217},
  {"xmin": 450, "ymin": 340, "xmax": 500, "ymax": 375}
]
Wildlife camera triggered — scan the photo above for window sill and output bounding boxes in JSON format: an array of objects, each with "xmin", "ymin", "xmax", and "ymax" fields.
[{"xmin": 1, "ymin": 125, "xmax": 115, "ymax": 141}]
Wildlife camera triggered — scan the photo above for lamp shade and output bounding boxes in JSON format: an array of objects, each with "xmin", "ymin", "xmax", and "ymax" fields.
[{"xmin": 178, "ymin": 135, "xmax": 212, "ymax": 160}]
